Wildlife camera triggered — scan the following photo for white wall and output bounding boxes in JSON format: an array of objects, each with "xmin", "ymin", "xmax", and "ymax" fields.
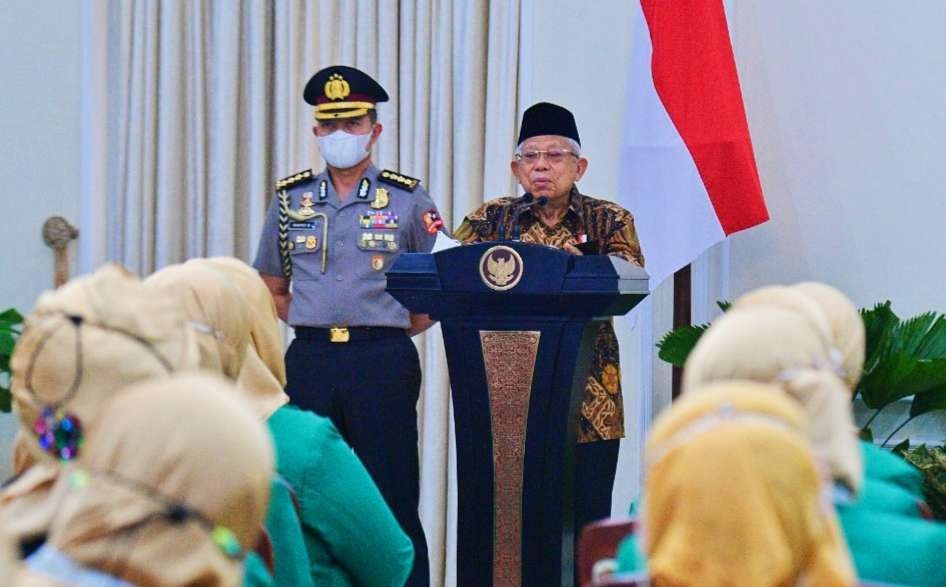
[
  {"xmin": 729, "ymin": 1, "xmax": 946, "ymax": 317},
  {"xmin": 0, "ymin": 1, "xmax": 83, "ymax": 478}
]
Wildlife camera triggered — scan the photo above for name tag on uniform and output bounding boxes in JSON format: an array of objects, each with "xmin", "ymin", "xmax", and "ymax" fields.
[
  {"xmin": 289, "ymin": 221, "xmax": 316, "ymax": 230},
  {"xmin": 359, "ymin": 232, "xmax": 399, "ymax": 252},
  {"xmin": 358, "ymin": 211, "xmax": 399, "ymax": 229}
]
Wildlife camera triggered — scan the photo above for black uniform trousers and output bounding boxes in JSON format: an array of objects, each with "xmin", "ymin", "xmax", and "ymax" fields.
[{"xmin": 285, "ymin": 328, "xmax": 429, "ymax": 587}]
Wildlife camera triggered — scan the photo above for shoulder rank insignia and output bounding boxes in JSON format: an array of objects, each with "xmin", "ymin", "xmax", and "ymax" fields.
[
  {"xmin": 378, "ymin": 169, "xmax": 420, "ymax": 192},
  {"xmin": 275, "ymin": 169, "xmax": 314, "ymax": 191}
]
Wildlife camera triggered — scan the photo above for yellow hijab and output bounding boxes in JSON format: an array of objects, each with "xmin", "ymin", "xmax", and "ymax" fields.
[
  {"xmin": 793, "ymin": 282, "xmax": 865, "ymax": 390},
  {"xmin": 644, "ymin": 381, "xmax": 855, "ymax": 587},
  {"xmin": 26, "ymin": 374, "xmax": 273, "ymax": 586},
  {"xmin": 198, "ymin": 257, "xmax": 289, "ymax": 420},
  {"xmin": 1, "ymin": 264, "xmax": 200, "ymax": 546},
  {"xmin": 683, "ymin": 306, "xmax": 863, "ymax": 492},
  {"xmin": 144, "ymin": 261, "xmax": 250, "ymax": 381}
]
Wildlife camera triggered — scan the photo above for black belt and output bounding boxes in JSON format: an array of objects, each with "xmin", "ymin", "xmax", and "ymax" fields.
[{"xmin": 294, "ymin": 326, "xmax": 406, "ymax": 343}]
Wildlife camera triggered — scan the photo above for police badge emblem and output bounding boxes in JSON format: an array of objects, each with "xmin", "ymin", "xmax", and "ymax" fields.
[{"xmin": 371, "ymin": 188, "xmax": 390, "ymax": 209}]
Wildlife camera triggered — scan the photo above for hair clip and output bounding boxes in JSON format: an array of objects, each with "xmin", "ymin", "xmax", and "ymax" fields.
[
  {"xmin": 33, "ymin": 407, "xmax": 84, "ymax": 461},
  {"xmin": 69, "ymin": 469, "xmax": 90, "ymax": 489},
  {"xmin": 211, "ymin": 525, "xmax": 243, "ymax": 559}
]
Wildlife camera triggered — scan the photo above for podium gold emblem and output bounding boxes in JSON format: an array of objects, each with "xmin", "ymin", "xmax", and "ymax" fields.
[{"xmin": 479, "ymin": 245, "xmax": 524, "ymax": 291}]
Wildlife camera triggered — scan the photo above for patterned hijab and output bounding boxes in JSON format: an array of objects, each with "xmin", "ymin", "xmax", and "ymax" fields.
[
  {"xmin": 683, "ymin": 305, "xmax": 863, "ymax": 492},
  {"xmin": 1, "ymin": 264, "xmax": 200, "ymax": 547},
  {"xmin": 643, "ymin": 381, "xmax": 855, "ymax": 587},
  {"xmin": 23, "ymin": 374, "xmax": 273, "ymax": 586},
  {"xmin": 198, "ymin": 257, "xmax": 289, "ymax": 420}
]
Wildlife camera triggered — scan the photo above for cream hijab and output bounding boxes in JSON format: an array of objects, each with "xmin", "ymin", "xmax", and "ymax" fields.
[
  {"xmin": 197, "ymin": 257, "xmax": 289, "ymax": 420},
  {"xmin": 683, "ymin": 306, "xmax": 863, "ymax": 492},
  {"xmin": 144, "ymin": 261, "xmax": 251, "ymax": 381},
  {"xmin": 793, "ymin": 282, "xmax": 866, "ymax": 390},
  {"xmin": 1, "ymin": 264, "xmax": 200, "ymax": 546},
  {"xmin": 644, "ymin": 381, "xmax": 855, "ymax": 587},
  {"xmin": 20, "ymin": 374, "xmax": 273, "ymax": 586},
  {"xmin": 730, "ymin": 285, "xmax": 835, "ymax": 343}
]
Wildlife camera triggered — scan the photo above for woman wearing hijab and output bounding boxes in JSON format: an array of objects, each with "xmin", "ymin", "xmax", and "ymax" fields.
[
  {"xmin": 622, "ymin": 380, "xmax": 855, "ymax": 586},
  {"xmin": 791, "ymin": 282, "xmax": 925, "ymax": 498},
  {"xmin": 152, "ymin": 259, "xmax": 415, "ymax": 587},
  {"xmin": 0, "ymin": 264, "xmax": 200, "ymax": 558},
  {"xmin": 732, "ymin": 284, "xmax": 927, "ymax": 517},
  {"xmin": 684, "ymin": 305, "xmax": 864, "ymax": 493},
  {"xmin": 14, "ymin": 374, "xmax": 274, "ymax": 586},
  {"xmin": 684, "ymin": 297, "xmax": 946, "ymax": 586}
]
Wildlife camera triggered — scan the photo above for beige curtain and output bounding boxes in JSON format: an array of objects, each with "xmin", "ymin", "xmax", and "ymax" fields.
[{"xmin": 79, "ymin": 1, "xmax": 523, "ymax": 584}]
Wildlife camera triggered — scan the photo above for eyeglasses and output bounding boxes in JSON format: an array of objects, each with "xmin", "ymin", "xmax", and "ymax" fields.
[{"xmin": 514, "ymin": 148, "xmax": 579, "ymax": 165}]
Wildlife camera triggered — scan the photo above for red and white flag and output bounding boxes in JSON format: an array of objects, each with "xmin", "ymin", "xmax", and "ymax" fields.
[{"xmin": 621, "ymin": 0, "xmax": 769, "ymax": 289}]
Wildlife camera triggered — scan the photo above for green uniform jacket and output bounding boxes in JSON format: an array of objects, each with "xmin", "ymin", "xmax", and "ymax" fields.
[
  {"xmin": 244, "ymin": 552, "xmax": 275, "ymax": 587},
  {"xmin": 266, "ymin": 475, "xmax": 315, "ymax": 587},
  {"xmin": 861, "ymin": 440, "xmax": 923, "ymax": 497},
  {"xmin": 267, "ymin": 405, "xmax": 414, "ymax": 587}
]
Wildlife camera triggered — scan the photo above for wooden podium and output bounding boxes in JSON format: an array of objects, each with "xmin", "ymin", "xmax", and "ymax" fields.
[{"xmin": 387, "ymin": 242, "xmax": 648, "ymax": 587}]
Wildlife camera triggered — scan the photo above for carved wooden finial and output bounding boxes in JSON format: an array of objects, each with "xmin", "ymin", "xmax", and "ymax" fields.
[{"xmin": 42, "ymin": 216, "xmax": 79, "ymax": 287}]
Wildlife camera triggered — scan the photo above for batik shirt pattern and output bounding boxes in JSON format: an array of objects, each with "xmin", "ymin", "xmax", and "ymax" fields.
[{"xmin": 454, "ymin": 188, "xmax": 645, "ymax": 443}]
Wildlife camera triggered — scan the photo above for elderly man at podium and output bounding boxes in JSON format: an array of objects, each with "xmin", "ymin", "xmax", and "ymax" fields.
[{"xmin": 454, "ymin": 101, "xmax": 645, "ymax": 540}]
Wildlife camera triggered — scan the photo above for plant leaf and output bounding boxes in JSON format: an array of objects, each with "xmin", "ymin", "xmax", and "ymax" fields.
[
  {"xmin": 657, "ymin": 323, "xmax": 711, "ymax": 367},
  {"xmin": 716, "ymin": 300, "xmax": 732, "ymax": 312},
  {"xmin": 0, "ymin": 308, "xmax": 23, "ymax": 325},
  {"xmin": 902, "ymin": 444, "xmax": 946, "ymax": 521},
  {"xmin": 910, "ymin": 386, "xmax": 946, "ymax": 418},
  {"xmin": 0, "ymin": 387, "xmax": 9, "ymax": 413},
  {"xmin": 0, "ymin": 332, "xmax": 15, "ymax": 356},
  {"xmin": 861, "ymin": 301, "xmax": 899, "ymax": 370},
  {"xmin": 891, "ymin": 438, "xmax": 911, "ymax": 456}
]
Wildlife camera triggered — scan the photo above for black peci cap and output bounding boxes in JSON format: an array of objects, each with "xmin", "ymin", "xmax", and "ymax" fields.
[
  {"xmin": 517, "ymin": 102, "xmax": 581, "ymax": 146},
  {"xmin": 303, "ymin": 65, "xmax": 389, "ymax": 120}
]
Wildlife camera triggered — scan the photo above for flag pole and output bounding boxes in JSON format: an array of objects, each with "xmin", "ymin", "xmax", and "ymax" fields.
[{"xmin": 671, "ymin": 263, "xmax": 691, "ymax": 400}]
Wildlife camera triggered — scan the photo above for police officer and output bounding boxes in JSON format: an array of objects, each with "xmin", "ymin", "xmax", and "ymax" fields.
[{"xmin": 254, "ymin": 65, "xmax": 442, "ymax": 586}]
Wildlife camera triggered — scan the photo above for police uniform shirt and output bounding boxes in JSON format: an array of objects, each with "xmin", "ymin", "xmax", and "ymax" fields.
[{"xmin": 253, "ymin": 164, "xmax": 442, "ymax": 329}]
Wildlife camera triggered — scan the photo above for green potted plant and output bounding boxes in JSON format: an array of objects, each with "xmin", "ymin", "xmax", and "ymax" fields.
[
  {"xmin": 657, "ymin": 300, "xmax": 946, "ymax": 519},
  {"xmin": 0, "ymin": 308, "xmax": 24, "ymax": 412}
]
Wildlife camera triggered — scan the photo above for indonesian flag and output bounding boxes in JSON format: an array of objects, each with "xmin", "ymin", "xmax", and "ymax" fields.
[{"xmin": 621, "ymin": 0, "xmax": 769, "ymax": 289}]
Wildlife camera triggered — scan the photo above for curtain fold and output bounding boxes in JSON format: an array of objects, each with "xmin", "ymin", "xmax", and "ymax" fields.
[{"xmin": 80, "ymin": 2, "xmax": 525, "ymax": 584}]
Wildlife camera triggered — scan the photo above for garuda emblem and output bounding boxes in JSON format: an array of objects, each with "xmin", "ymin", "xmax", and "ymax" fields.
[{"xmin": 479, "ymin": 245, "xmax": 524, "ymax": 291}]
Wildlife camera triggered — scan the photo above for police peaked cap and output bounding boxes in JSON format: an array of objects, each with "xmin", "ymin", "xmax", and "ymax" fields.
[
  {"xmin": 304, "ymin": 65, "xmax": 389, "ymax": 120},
  {"xmin": 517, "ymin": 102, "xmax": 581, "ymax": 146}
]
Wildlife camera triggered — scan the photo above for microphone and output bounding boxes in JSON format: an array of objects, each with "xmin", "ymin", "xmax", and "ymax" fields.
[
  {"xmin": 511, "ymin": 194, "xmax": 548, "ymax": 240},
  {"xmin": 497, "ymin": 193, "xmax": 534, "ymax": 240}
]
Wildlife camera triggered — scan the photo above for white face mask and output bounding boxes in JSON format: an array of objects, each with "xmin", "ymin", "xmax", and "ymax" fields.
[{"xmin": 317, "ymin": 129, "xmax": 373, "ymax": 169}]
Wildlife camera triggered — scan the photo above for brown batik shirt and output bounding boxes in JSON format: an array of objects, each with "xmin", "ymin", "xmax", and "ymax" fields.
[{"xmin": 453, "ymin": 187, "xmax": 645, "ymax": 443}]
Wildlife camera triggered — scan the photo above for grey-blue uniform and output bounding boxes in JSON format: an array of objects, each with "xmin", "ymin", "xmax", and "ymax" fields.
[
  {"xmin": 253, "ymin": 163, "xmax": 441, "ymax": 328},
  {"xmin": 254, "ymin": 64, "xmax": 440, "ymax": 587}
]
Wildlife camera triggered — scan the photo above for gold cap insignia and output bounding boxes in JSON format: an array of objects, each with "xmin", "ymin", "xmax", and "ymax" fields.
[
  {"xmin": 479, "ymin": 245, "xmax": 524, "ymax": 291},
  {"xmin": 324, "ymin": 74, "xmax": 350, "ymax": 101}
]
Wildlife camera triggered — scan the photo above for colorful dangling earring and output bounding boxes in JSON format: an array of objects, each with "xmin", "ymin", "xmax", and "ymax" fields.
[{"xmin": 33, "ymin": 406, "xmax": 84, "ymax": 460}]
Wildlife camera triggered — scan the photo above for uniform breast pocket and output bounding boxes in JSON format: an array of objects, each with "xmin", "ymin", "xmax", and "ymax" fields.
[{"xmin": 287, "ymin": 221, "xmax": 325, "ymax": 280}]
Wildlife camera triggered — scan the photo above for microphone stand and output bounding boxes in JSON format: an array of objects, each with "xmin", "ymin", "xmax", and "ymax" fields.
[
  {"xmin": 497, "ymin": 193, "xmax": 534, "ymax": 241},
  {"xmin": 511, "ymin": 195, "xmax": 548, "ymax": 240}
]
